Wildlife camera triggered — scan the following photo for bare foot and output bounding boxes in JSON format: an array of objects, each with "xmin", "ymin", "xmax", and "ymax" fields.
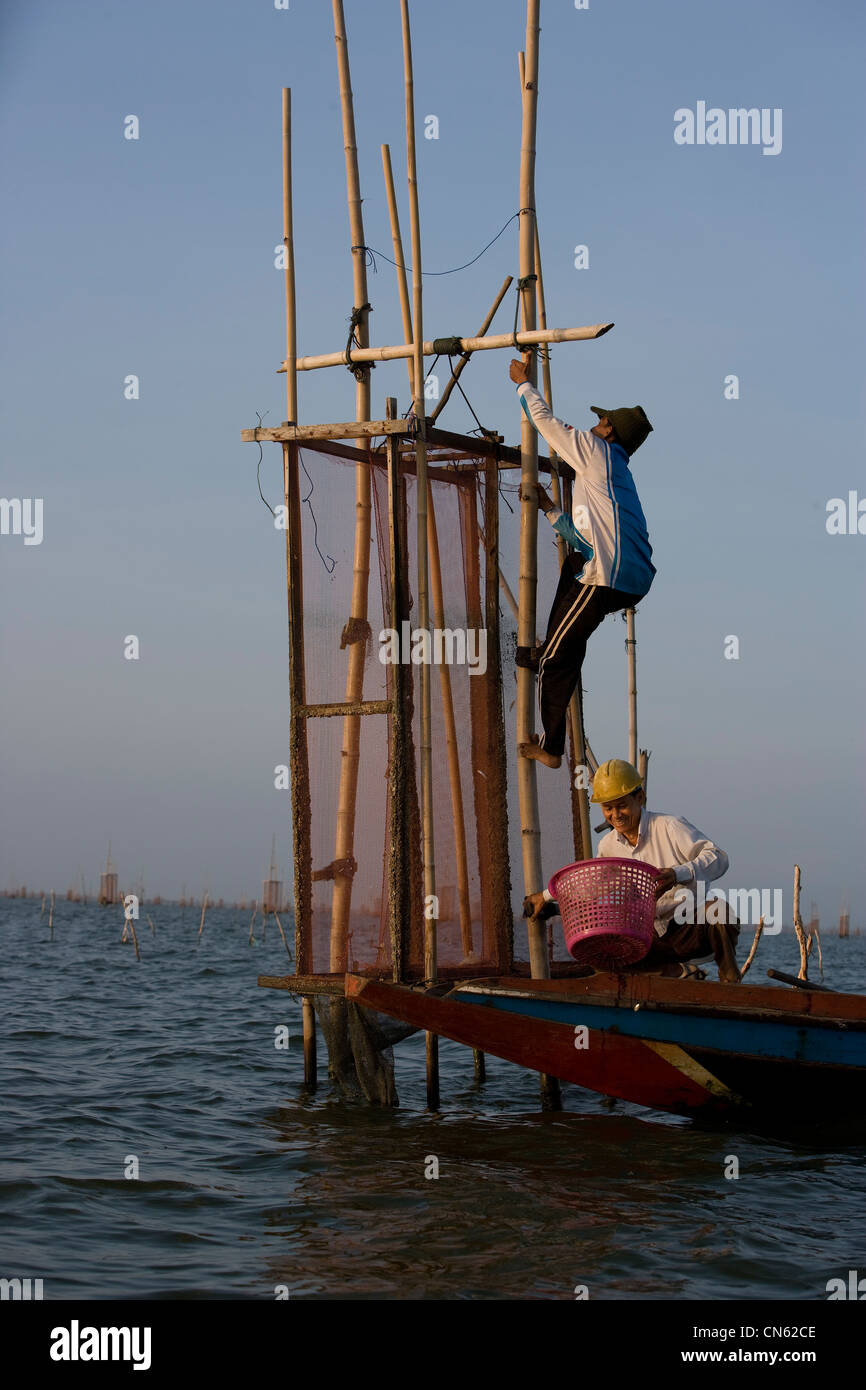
[{"xmin": 518, "ymin": 736, "xmax": 561, "ymax": 769}]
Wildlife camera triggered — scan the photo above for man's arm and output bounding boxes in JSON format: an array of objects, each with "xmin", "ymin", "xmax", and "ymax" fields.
[
  {"xmin": 509, "ymin": 357, "xmax": 585, "ymax": 470},
  {"xmin": 666, "ymin": 819, "xmax": 729, "ymax": 888}
]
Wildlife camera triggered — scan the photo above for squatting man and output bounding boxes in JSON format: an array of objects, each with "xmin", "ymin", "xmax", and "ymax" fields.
[
  {"xmin": 508, "ymin": 353, "xmax": 654, "ymax": 769},
  {"xmin": 524, "ymin": 759, "xmax": 741, "ymax": 983}
]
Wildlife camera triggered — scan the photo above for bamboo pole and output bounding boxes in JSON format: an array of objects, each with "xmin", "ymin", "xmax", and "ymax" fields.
[
  {"xmin": 381, "ymin": 134, "xmax": 473, "ymax": 962},
  {"xmin": 626, "ymin": 608, "xmax": 638, "ymax": 766},
  {"xmin": 516, "ymin": 2, "xmax": 545, "ymax": 968},
  {"xmin": 529, "ymin": 179, "xmax": 592, "ymax": 862},
  {"xmin": 48, "ymin": 889, "xmax": 54, "ymax": 936},
  {"xmin": 147, "ymin": 914, "xmax": 155, "ymax": 936},
  {"xmin": 329, "ymin": 0, "xmax": 374, "ymax": 975},
  {"xmin": 430, "ymin": 276, "xmax": 514, "ymax": 422},
  {"xmin": 400, "ymin": 0, "xmax": 438, "ymax": 1111},
  {"xmin": 248, "ymin": 899, "xmax": 257, "ymax": 945},
  {"xmin": 273, "ymin": 911, "xmax": 292, "ymax": 960},
  {"xmin": 282, "ymin": 88, "xmax": 298, "ymax": 424},
  {"xmin": 284, "ymin": 322, "xmax": 613, "ymax": 373},
  {"xmin": 518, "ymin": 1, "xmax": 559, "ymax": 1111}
]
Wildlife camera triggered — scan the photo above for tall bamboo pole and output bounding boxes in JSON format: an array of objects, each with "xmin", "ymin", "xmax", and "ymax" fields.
[
  {"xmin": 381, "ymin": 138, "xmax": 473, "ymax": 961},
  {"xmin": 529, "ymin": 178, "xmax": 592, "ymax": 862},
  {"xmin": 282, "ymin": 89, "xmax": 298, "ymax": 425},
  {"xmin": 400, "ymin": 0, "xmax": 438, "ymax": 1110},
  {"xmin": 329, "ymin": 0, "xmax": 373, "ymax": 975},
  {"xmin": 626, "ymin": 607, "xmax": 637, "ymax": 767},
  {"xmin": 516, "ymin": 2, "xmax": 545, "ymax": 973},
  {"xmin": 519, "ymin": 2, "xmax": 560, "ymax": 1110}
]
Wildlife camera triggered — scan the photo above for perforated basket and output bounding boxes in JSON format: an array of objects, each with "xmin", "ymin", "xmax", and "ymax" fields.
[{"xmin": 547, "ymin": 857, "xmax": 660, "ymax": 969}]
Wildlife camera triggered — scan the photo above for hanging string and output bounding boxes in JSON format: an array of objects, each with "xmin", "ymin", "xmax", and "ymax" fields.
[
  {"xmin": 252, "ymin": 410, "xmax": 335, "ymax": 575},
  {"xmin": 351, "ymin": 208, "xmax": 533, "ymax": 278}
]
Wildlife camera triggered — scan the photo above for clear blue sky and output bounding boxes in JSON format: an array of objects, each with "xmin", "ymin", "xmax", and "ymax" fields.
[{"xmin": 1, "ymin": 0, "xmax": 863, "ymax": 921}]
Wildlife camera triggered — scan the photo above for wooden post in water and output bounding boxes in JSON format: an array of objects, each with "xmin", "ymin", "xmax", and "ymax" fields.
[
  {"xmin": 329, "ymin": 0, "xmax": 373, "ymax": 977},
  {"xmin": 400, "ymin": 0, "xmax": 438, "ymax": 1110}
]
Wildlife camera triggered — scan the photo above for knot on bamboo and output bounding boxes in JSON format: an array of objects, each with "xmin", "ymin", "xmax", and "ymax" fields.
[
  {"xmin": 340, "ymin": 617, "xmax": 372, "ymax": 649},
  {"xmin": 311, "ymin": 857, "xmax": 357, "ymax": 883},
  {"xmin": 432, "ymin": 336, "xmax": 463, "ymax": 355}
]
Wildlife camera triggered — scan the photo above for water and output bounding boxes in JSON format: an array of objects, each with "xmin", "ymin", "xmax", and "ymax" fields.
[{"xmin": 1, "ymin": 899, "xmax": 864, "ymax": 1300}]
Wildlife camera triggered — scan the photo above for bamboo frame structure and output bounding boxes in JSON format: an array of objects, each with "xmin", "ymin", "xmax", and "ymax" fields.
[
  {"xmin": 400, "ymin": 0, "xmax": 439, "ymax": 1109},
  {"xmin": 329, "ymin": 0, "xmax": 373, "ymax": 977},
  {"xmin": 280, "ymin": 322, "xmax": 613, "ymax": 373}
]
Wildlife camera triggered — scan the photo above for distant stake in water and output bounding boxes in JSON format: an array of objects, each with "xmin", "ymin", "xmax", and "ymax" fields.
[
  {"xmin": 198, "ymin": 891, "xmax": 209, "ymax": 945},
  {"xmin": 273, "ymin": 911, "xmax": 293, "ymax": 960},
  {"xmin": 48, "ymin": 890, "xmax": 55, "ymax": 936},
  {"xmin": 248, "ymin": 899, "xmax": 257, "ymax": 946},
  {"xmin": 147, "ymin": 915, "xmax": 156, "ymax": 937}
]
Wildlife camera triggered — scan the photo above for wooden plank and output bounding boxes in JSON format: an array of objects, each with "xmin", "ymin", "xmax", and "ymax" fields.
[{"xmin": 298, "ymin": 700, "xmax": 391, "ymax": 718}]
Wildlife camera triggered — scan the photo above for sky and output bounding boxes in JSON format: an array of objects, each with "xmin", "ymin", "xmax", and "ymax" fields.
[{"xmin": 1, "ymin": 0, "xmax": 864, "ymax": 922}]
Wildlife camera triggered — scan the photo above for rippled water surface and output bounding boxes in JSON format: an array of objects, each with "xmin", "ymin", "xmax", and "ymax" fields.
[{"xmin": 1, "ymin": 900, "xmax": 864, "ymax": 1300}]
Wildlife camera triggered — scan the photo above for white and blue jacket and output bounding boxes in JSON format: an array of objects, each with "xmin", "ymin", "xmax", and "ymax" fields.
[{"xmin": 517, "ymin": 381, "xmax": 655, "ymax": 597}]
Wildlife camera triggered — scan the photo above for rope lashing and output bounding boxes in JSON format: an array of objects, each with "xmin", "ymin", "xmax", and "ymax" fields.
[
  {"xmin": 432, "ymin": 336, "xmax": 463, "ymax": 355},
  {"xmin": 512, "ymin": 274, "xmax": 538, "ymax": 350},
  {"xmin": 340, "ymin": 616, "xmax": 372, "ymax": 649},
  {"xmin": 344, "ymin": 302, "xmax": 373, "ymax": 381}
]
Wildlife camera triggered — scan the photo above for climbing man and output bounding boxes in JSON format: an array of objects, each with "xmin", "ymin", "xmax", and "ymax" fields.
[
  {"xmin": 509, "ymin": 354, "xmax": 655, "ymax": 769},
  {"xmin": 524, "ymin": 759, "xmax": 741, "ymax": 983}
]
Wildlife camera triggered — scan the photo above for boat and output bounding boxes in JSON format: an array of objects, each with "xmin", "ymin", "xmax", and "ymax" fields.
[{"xmin": 341, "ymin": 969, "xmax": 866, "ymax": 1130}]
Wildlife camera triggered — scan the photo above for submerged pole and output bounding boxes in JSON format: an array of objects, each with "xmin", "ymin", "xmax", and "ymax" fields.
[{"xmin": 400, "ymin": 0, "xmax": 439, "ymax": 1110}]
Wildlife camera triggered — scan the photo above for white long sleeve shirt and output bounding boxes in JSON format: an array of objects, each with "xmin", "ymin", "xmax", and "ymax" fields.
[
  {"xmin": 516, "ymin": 380, "xmax": 655, "ymax": 597},
  {"xmin": 597, "ymin": 809, "xmax": 729, "ymax": 935}
]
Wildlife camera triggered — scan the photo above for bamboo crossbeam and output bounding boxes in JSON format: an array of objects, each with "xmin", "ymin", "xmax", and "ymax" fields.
[
  {"xmin": 298, "ymin": 700, "xmax": 392, "ymax": 718},
  {"xmin": 279, "ymin": 322, "xmax": 613, "ymax": 373}
]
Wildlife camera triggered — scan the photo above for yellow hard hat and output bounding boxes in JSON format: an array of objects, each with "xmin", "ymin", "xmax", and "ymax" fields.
[{"xmin": 590, "ymin": 758, "xmax": 643, "ymax": 804}]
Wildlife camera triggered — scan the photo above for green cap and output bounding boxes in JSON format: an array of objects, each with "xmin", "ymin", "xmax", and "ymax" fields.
[{"xmin": 591, "ymin": 405, "xmax": 653, "ymax": 457}]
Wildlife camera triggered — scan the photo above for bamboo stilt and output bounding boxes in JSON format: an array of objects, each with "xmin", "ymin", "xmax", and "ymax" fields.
[
  {"xmin": 518, "ymin": 2, "xmax": 559, "ymax": 1110},
  {"xmin": 381, "ymin": 137, "xmax": 473, "ymax": 962},
  {"xmin": 273, "ymin": 911, "xmax": 292, "ymax": 959},
  {"xmin": 430, "ymin": 276, "xmax": 514, "ymax": 423},
  {"xmin": 197, "ymin": 891, "xmax": 208, "ymax": 944},
  {"xmin": 516, "ymin": 2, "xmax": 545, "ymax": 969},
  {"xmin": 400, "ymin": 0, "xmax": 438, "ymax": 1111},
  {"xmin": 626, "ymin": 607, "xmax": 638, "ymax": 767},
  {"xmin": 282, "ymin": 88, "xmax": 298, "ymax": 424},
  {"xmin": 48, "ymin": 889, "xmax": 54, "ymax": 935},
  {"xmin": 147, "ymin": 914, "xmax": 155, "ymax": 936},
  {"xmin": 248, "ymin": 899, "xmax": 257, "ymax": 945},
  {"xmin": 329, "ymin": 0, "xmax": 373, "ymax": 974},
  {"xmin": 302, "ymin": 998, "xmax": 317, "ymax": 1088}
]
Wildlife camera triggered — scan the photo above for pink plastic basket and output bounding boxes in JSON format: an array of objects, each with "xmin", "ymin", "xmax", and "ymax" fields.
[{"xmin": 547, "ymin": 857, "xmax": 661, "ymax": 969}]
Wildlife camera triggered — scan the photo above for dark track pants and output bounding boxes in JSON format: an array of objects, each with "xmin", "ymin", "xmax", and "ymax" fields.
[{"xmin": 537, "ymin": 558, "xmax": 642, "ymax": 757}]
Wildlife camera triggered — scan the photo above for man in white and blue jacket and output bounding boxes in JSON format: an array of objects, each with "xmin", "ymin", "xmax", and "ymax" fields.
[{"xmin": 509, "ymin": 355, "xmax": 655, "ymax": 769}]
